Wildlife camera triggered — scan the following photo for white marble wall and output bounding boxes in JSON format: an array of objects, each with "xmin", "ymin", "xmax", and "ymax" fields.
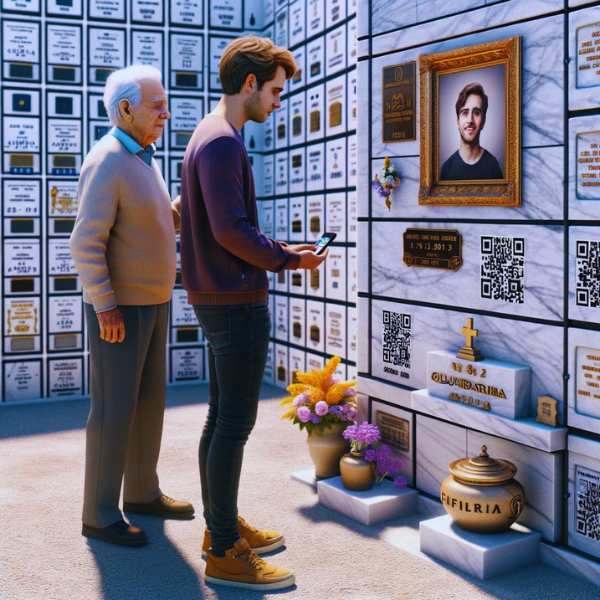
[
  {"xmin": 371, "ymin": 222, "xmax": 563, "ymax": 321},
  {"xmin": 370, "ymin": 299, "xmax": 564, "ymax": 418}
]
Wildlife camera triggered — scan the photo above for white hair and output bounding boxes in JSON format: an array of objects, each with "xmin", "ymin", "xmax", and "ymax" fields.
[{"xmin": 103, "ymin": 65, "xmax": 163, "ymax": 125}]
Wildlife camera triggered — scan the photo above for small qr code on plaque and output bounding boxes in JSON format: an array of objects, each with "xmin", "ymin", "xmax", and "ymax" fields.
[
  {"xmin": 576, "ymin": 240, "xmax": 600, "ymax": 308},
  {"xmin": 575, "ymin": 467, "xmax": 600, "ymax": 542},
  {"xmin": 480, "ymin": 236, "xmax": 525, "ymax": 304},
  {"xmin": 382, "ymin": 310, "xmax": 411, "ymax": 368}
]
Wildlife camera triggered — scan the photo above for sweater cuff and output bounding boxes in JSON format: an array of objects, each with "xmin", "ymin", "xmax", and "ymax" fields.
[
  {"xmin": 91, "ymin": 291, "xmax": 117, "ymax": 313},
  {"xmin": 285, "ymin": 250, "xmax": 301, "ymax": 271}
]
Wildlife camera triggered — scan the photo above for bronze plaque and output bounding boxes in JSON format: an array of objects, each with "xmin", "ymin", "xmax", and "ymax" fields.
[
  {"xmin": 403, "ymin": 228, "xmax": 462, "ymax": 271},
  {"xmin": 376, "ymin": 411, "xmax": 409, "ymax": 453},
  {"xmin": 382, "ymin": 61, "xmax": 416, "ymax": 143}
]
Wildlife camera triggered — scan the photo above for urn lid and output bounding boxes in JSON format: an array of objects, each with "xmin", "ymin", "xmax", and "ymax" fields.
[{"xmin": 448, "ymin": 446, "xmax": 517, "ymax": 486}]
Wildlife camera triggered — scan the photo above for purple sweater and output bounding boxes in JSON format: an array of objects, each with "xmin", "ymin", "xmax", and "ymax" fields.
[{"xmin": 180, "ymin": 115, "xmax": 301, "ymax": 306}]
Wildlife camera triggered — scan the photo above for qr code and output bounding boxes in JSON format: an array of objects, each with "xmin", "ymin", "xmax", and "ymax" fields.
[
  {"xmin": 576, "ymin": 470, "xmax": 600, "ymax": 541},
  {"xmin": 382, "ymin": 310, "xmax": 411, "ymax": 368},
  {"xmin": 576, "ymin": 241, "xmax": 600, "ymax": 308},
  {"xmin": 480, "ymin": 236, "xmax": 525, "ymax": 304}
]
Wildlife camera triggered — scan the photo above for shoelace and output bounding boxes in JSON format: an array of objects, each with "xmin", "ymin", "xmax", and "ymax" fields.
[{"xmin": 236, "ymin": 547, "xmax": 266, "ymax": 570}]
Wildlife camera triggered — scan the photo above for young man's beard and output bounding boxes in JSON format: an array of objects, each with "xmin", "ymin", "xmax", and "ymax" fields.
[
  {"xmin": 245, "ymin": 89, "xmax": 268, "ymax": 123},
  {"xmin": 460, "ymin": 126, "xmax": 481, "ymax": 147}
]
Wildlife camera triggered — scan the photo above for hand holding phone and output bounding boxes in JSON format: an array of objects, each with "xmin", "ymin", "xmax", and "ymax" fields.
[{"xmin": 315, "ymin": 232, "xmax": 337, "ymax": 256}]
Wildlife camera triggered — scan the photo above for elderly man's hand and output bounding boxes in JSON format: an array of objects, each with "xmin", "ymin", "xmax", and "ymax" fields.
[{"xmin": 97, "ymin": 307, "xmax": 125, "ymax": 343}]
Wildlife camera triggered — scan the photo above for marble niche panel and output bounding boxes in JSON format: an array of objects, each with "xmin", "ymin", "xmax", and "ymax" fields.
[
  {"xmin": 568, "ymin": 115, "xmax": 600, "ymax": 221},
  {"xmin": 369, "ymin": 14, "xmax": 564, "ymax": 160},
  {"xmin": 568, "ymin": 327, "xmax": 600, "ymax": 435},
  {"xmin": 371, "ymin": 399, "xmax": 414, "ymax": 486},
  {"xmin": 372, "ymin": 221, "xmax": 563, "ymax": 321},
  {"xmin": 467, "ymin": 431, "xmax": 564, "ymax": 542},
  {"xmin": 370, "ymin": 299, "xmax": 564, "ymax": 417},
  {"xmin": 371, "ymin": 0, "xmax": 416, "ymax": 36},
  {"xmin": 568, "ymin": 225, "xmax": 600, "ymax": 325},
  {"xmin": 568, "ymin": 6, "xmax": 600, "ymax": 111},
  {"xmin": 568, "ymin": 435, "xmax": 600, "ymax": 560},
  {"xmin": 416, "ymin": 415, "xmax": 466, "ymax": 497}
]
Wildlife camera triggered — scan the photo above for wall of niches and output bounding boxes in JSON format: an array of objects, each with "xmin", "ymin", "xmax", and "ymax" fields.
[
  {"xmin": 357, "ymin": 0, "xmax": 600, "ymax": 569},
  {"xmin": 0, "ymin": 0, "xmax": 283, "ymax": 402},
  {"xmin": 248, "ymin": 0, "xmax": 358, "ymax": 388}
]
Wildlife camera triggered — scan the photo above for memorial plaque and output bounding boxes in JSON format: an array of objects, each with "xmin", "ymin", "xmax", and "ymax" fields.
[
  {"xmin": 326, "ymin": 74, "xmax": 345, "ymax": 136},
  {"xmin": 264, "ymin": 0, "xmax": 274, "ymax": 26},
  {"xmin": 308, "ymin": 0, "xmax": 324, "ymax": 36},
  {"xmin": 171, "ymin": 347, "xmax": 204, "ymax": 381},
  {"xmin": 171, "ymin": 33, "xmax": 203, "ymax": 90},
  {"xmin": 89, "ymin": 0, "xmax": 126, "ymax": 21},
  {"xmin": 289, "ymin": 297, "xmax": 306, "ymax": 346},
  {"xmin": 326, "ymin": 248, "xmax": 346, "ymax": 301},
  {"xmin": 306, "ymin": 300, "xmax": 324, "ymax": 352},
  {"xmin": 382, "ymin": 62, "xmax": 416, "ymax": 142},
  {"xmin": 3, "ymin": 117, "xmax": 40, "ymax": 157},
  {"xmin": 3, "ymin": 0, "xmax": 40, "ymax": 13},
  {"xmin": 403, "ymin": 228, "xmax": 463, "ymax": 271},
  {"xmin": 47, "ymin": 120, "xmax": 82, "ymax": 175},
  {"xmin": 46, "ymin": 23, "xmax": 82, "ymax": 85},
  {"xmin": 347, "ymin": 247, "xmax": 357, "ymax": 299},
  {"xmin": 289, "ymin": 0, "xmax": 305, "ymax": 48},
  {"xmin": 171, "ymin": 0, "xmax": 203, "ymax": 26},
  {"xmin": 347, "ymin": 133, "xmax": 357, "ymax": 187},
  {"xmin": 209, "ymin": 36, "xmax": 232, "ymax": 91},
  {"xmin": 347, "ymin": 17, "xmax": 357, "ymax": 66},
  {"xmin": 47, "ymin": 91, "xmax": 82, "ymax": 118},
  {"xmin": 275, "ymin": 344, "xmax": 289, "ymax": 388},
  {"xmin": 326, "ymin": 193, "xmax": 346, "ymax": 242},
  {"xmin": 289, "ymin": 149, "xmax": 306, "ymax": 194},
  {"xmin": 275, "ymin": 7, "xmax": 288, "ymax": 49},
  {"xmin": 306, "ymin": 194, "xmax": 324, "ymax": 244},
  {"xmin": 170, "ymin": 96, "xmax": 203, "ymax": 150},
  {"xmin": 5, "ymin": 297, "xmax": 40, "ymax": 337},
  {"xmin": 306, "ymin": 143, "xmax": 325, "ymax": 192},
  {"xmin": 171, "ymin": 289, "xmax": 198, "ymax": 327},
  {"xmin": 3, "ymin": 360, "xmax": 41, "ymax": 402},
  {"xmin": 3, "ymin": 180, "xmax": 40, "ymax": 218},
  {"xmin": 48, "ymin": 240, "xmax": 77, "ymax": 276},
  {"xmin": 275, "ymin": 152, "xmax": 289, "ymax": 195},
  {"xmin": 263, "ymin": 154, "xmax": 274, "ymax": 196},
  {"xmin": 576, "ymin": 131, "xmax": 600, "ymax": 199},
  {"xmin": 326, "ymin": 138, "xmax": 346, "ymax": 189},
  {"xmin": 307, "ymin": 36, "xmax": 324, "ymax": 85},
  {"xmin": 288, "ymin": 195, "xmax": 305, "ymax": 241},
  {"xmin": 258, "ymin": 200, "xmax": 275, "ymax": 236},
  {"xmin": 576, "ymin": 347, "xmax": 600, "ymax": 419},
  {"xmin": 4, "ymin": 240, "xmax": 40, "ymax": 279},
  {"xmin": 132, "ymin": 30, "xmax": 164, "ymax": 72},
  {"xmin": 264, "ymin": 342, "xmax": 275, "ymax": 384},
  {"xmin": 275, "ymin": 296, "xmax": 289, "ymax": 341},
  {"xmin": 47, "ymin": 0, "xmax": 83, "ymax": 17},
  {"xmin": 48, "ymin": 296, "xmax": 82, "ymax": 335},
  {"xmin": 275, "ymin": 100, "xmax": 288, "ymax": 149},
  {"xmin": 326, "ymin": 0, "xmax": 345, "ymax": 28},
  {"xmin": 132, "ymin": 0, "xmax": 164, "ymax": 24},
  {"xmin": 326, "ymin": 25, "xmax": 346, "ymax": 77},
  {"xmin": 264, "ymin": 111, "xmax": 275, "ymax": 151},
  {"xmin": 289, "ymin": 349, "xmax": 306, "ymax": 385},
  {"xmin": 577, "ymin": 22, "xmax": 600, "ymax": 89},
  {"xmin": 3, "ymin": 21, "xmax": 40, "ymax": 82},
  {"xmin": 48, "ymin": 358, "xmax": 83, "ymax": 396},
  {"xmin": 347, "ymin": 190, "xmax": 357, "ymax": 242},
  {"xmin": 347, "ymin": 70, "xmax": 357, "ymax": 130},
  {"xmin": 326, "ymin": 303, "xmax": 346, "ymax": 358},
  {"xmin": 307, "ymin": 84, "xmax": 324, "ymax": 142},
  {"xmin": 290, "ymin": 46, "xmax": 305, "ymax": 92},
  {"xmin": 347, "ymin": 305, "xmax": 357, "ymax": 362},
  {"xmin": 88, "ymin": 28, "xmax": 126, "ymax": 84},
  {"xmin": 3, "ymin": 89, "xmax": 40, "ymax": 116},
  {"xmin": 377, "ymin": 411, "xmax": 410, "ymax": 452},
  {"xmin": 275, "ymin": 197, "xmax": 288, "ymax": 243},
  {"xmin": 210, "ymin": 0, "xmax": 243, "ymax": 30}
]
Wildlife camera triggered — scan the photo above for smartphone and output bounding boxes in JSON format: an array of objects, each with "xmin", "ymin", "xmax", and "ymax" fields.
[{"xmin": 314, "ymin": 232, "xmax": 337, "ymax": 256}]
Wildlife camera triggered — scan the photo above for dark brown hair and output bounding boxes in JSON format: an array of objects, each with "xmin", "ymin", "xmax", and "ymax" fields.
[
  {"xmin": 219, "ymin": 36, "xmax": 297, "ymax": 95},
  {"xmin": 455, "ymin": 82, "xmax": 488, "ymax": 118}
]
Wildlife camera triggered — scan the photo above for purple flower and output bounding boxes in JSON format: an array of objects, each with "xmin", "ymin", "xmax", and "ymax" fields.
[
  {"xmin": 344, "ymin": 422, "xmax": 381, "ymax": 444},
  {"xmin": 347, "ymin": 409, "xmax": 358, "ymax": 422},
  {"xmin": 310, "ymin": 413, "xmax": 322, "ymax": 424},
  {"xmin": 342, "ymin": 388, "xmax": 356, "ymax": 398},
  {"xmin": 292, "ymin": 392, "xmax": 309, "ymax": 407},
  {"xmin": 315, "ymin": 401, "xmax": 328, "ymax": 416},
  {"xmin": 329, "ymin": 405, "xmax": 341, "ymax": 416},
  {"xmin": 329, "ymin": 375, "xmax": 341, "ymax": 386},
  {"xmin": 296, "ymin": 406, "xmax": 311, "ymax": 423},
  {"xmin": 364, "ymin": 449, "xmax": 377, "ymax": 462},
  {"xmin": 393, "ymin": 477, "xmax": 407, "ymax": 490}
]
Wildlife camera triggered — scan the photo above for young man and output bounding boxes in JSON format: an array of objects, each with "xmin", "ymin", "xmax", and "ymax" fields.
[
  {"xmin": 440, "ymin": 82, "xmax": 503, "ymax": 181},
  {"xmin": 179, "ymin": 36, "xmax": 327, "ymax": 590}
]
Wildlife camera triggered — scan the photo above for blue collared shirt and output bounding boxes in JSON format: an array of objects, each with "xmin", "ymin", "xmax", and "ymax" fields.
[{"xmin": 110, "ymin": 126, "xmax": 155, "ymax": 166}]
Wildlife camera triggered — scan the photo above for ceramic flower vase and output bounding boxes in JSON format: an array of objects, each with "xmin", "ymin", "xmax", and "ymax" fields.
[
  {"xmin": 340, "ymin": 451, "xmax": 375, "ymax": 491},
  {"xmin": 306, "ymin": 422, "xmax": 350, "ymax": 478}
]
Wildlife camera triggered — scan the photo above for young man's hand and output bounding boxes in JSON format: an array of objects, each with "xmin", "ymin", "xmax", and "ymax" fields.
[
  {"xmin": 297, "ymin": 248, "xmax": 328, "ymax": 269},
  {"xmin": 97, "ymin": 307, "xmax": 126, "ymax": 343},
  {"xmin": 288, "ymin": 243, "xmax": 316, "ymax": 253}
]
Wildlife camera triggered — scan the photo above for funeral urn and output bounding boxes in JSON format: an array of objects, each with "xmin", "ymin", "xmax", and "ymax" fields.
[{"xmin": 440, "ymin": 446, "xmax": 525, "ymax": 534}]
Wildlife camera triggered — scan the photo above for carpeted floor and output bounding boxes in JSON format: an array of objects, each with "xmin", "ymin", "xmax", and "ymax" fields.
[{"xmin": 0, "ymin": 382, "xmax": 598, "ymax": 600}]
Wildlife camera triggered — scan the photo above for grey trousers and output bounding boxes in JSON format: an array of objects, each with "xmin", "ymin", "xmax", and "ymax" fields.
[{"xmin": 82, "ymin": 302, "xmax": 169, "ymax": 528}]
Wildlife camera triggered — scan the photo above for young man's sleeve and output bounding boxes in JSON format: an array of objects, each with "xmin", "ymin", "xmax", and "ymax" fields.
[
  {"xmin": 69, "ymin": 162, "xmax": 119, "ymax": 312},
  {"xmin": 196, "ymin": 136, "xmax": 301, "ymax": 272}
]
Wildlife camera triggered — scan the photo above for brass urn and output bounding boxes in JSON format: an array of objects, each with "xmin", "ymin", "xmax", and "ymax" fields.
[
  {"xmin": 440, "ymin": 446, "xmax": 525, "ymax": 534},
  {"xmin": 339, "ymin": 451, "xmax": 375, "ymax": 491}
]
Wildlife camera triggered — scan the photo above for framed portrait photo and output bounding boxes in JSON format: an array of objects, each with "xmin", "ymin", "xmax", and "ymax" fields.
[{"xmin": 418, "ymin": 36, "xmax": 521, "ymax": 206}]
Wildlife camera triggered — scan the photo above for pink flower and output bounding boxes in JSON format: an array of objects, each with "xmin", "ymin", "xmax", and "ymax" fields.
[
  {"xmin": 293, "ymin": 392, "xmax": 309, "ymax": 407},
  {"xmin": 296, "ymin": 406, "xmax": 311, "ymax": 423},
  {"xmin": 329, "ymin": 376, "xmax": 341, "ymax": 386},
  {"xmin": 315, "ymin": 401, "xmax": 328, "ymax": 416}
]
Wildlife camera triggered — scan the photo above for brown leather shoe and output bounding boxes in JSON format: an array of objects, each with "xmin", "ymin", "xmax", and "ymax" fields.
[
  {"xmin": 82, "ymin": 520, "xmax": 147, "ymax": 546},
  {"xmin": 123, "ymin": 494, "xmax": 194, "ymax": 518}
]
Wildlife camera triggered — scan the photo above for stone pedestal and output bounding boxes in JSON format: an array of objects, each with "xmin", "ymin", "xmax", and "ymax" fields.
[
  {"xmin": 291, "ymin": 468, "xmax": 318, "ymax": 489},
  {"xmin": 317, "ymin": 476, "xmax": 418, "ymax": 525},
  {"xmin": 420, "ymin": 515, "xmax": 541, "ymax": 580}
]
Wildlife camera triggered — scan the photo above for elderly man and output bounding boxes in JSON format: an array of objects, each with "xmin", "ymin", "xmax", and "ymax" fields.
[{"xmin": 71, "ymin": 65, "xmax": 193, "ymax": 546}]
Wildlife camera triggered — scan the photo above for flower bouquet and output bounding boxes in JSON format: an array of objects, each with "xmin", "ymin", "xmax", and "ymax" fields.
[
  {"xmin": 280, "ymin": 356, "xmax": 357, "ymax": 435},
  {"xmin": 372, "ymin": 156, "xmax": 401, "ymax": 211}
]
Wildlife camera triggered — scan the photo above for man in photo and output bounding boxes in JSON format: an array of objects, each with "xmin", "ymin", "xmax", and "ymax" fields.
[
  {"xmin": 179, "ymin": 36, "xmax": 328, "ymax": 590},
  {"xmin": 440, "ymin": 82, "xmax": 504, "ymax": 181},
  {"xmin": 71, "ymin": 65, "xmax": 193, "ymax": 546}
]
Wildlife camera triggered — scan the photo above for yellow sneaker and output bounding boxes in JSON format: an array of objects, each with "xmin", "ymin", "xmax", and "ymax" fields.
[
  {"xmin": 204, "ymin": 538, "xmax": 295, "ymax": 591},
  {"xmin": 202, "ymin": 515, "xmax": 285, "ymax": 558}
]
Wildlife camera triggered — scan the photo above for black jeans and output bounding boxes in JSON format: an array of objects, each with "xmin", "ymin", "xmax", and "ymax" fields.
[{"xmin": 193, "ymin": 302, "xmax": 271, "ymax": 552}]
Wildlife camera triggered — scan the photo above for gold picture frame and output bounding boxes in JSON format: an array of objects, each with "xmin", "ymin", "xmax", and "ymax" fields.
[{"xmin": 418, "ymin": 36, "xmax": 521, "ymax": 206}]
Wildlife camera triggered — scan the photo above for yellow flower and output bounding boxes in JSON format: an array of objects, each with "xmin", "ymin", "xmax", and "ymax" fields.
[{"xmin": 326, "ymin": 380, "xmax": 356, "ymax": 405}]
